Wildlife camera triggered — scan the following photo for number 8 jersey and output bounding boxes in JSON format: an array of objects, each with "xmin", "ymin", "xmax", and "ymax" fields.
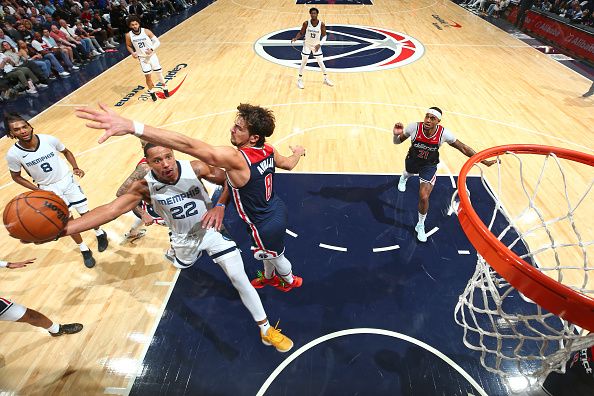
[
  {"xmin": 6, "ymin": 134, "xmax": 72, "ymax": 185},
  {"xmin": 229, "ymin": 144, "xmax": 280, "ymax": 225},
  {"xmin": 145, "ymin": 160, "xmax": 211, "ymax": 235}
]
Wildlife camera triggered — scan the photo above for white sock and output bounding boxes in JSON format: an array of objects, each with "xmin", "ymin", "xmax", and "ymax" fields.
[
  {"xmin": 263, "ymin": 259, "xmax": 275, "ymax": 279},
  {"xmin": 156, "ymin": 72, "xmax": 166, "ymax": 87},
  {"xmin": 258, "ymin": 320, "xmax": 271, "ymax": 335},
  {"xmin": 94, "ymin": 229, "xmax": 105, "ymax": 236},
  {"xmin": 268, "ymin": 254, "xmax": 293, "ymax": 284},
  {"xmin": 47, "ymin": 323, "xmax": 59, "ymax": 333},
  {"xmin": 401, "ymin": 170, "xmax": 412, "ymax": 181},
  {"xmin": 217, "ymin": 253, "xmax": 267, "ymax": 322},
  {"xmin": 418, "ymin": 212, "xmax": 427, "ymax": 226},
  {"xmin": 79, "ymin": 243, "xmax": 89, "ymax": 252},
  {"xmin": 298, "ymin": 54, "xmax": 308, "ymax": 75}
]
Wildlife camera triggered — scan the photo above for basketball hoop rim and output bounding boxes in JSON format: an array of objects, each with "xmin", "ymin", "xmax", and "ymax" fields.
[{"xmin": 457, "ymin": 144, "xmax": 594, "ymax": 332}]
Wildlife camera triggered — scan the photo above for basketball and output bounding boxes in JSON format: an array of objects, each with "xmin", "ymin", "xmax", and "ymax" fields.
[{"xmin": 3, "ymin": 190, "xmax": 70, "ymax": 243}]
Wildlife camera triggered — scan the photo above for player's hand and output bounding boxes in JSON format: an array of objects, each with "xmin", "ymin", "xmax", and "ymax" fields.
[
  {"xmin": 291, "ymin": 145, "xmax": 306, "ymax": 157},
  {"xmin": 291, "ymin": 37, "xmax": 297, "ymax": 43},
  {"xmin": 73, "ymin": 168, "xmax": 85, "ymax": 178},
  {"xmin": 132, "ymin": 52, "xmax": 138, "ymax": 58},
  {"xmin": 141, "ymin": 211, "xmax": 154, "ymax": 226},
  {"xmin": 481, "ymin": 159, "xmax": 499, "ymax": 167},
  {"xmin": 314, "ymin": 44, "xmax": 321, "ymax": 52},
  {"xmin": 75, "ymin": 103, "xmax": 135, "ymax": 143},
  {"xmin": 145, "ymin": 48, "xmax": 153, "ymax": 56},
  {"xmin": 7, "ymin": 258, "xmax": 36, "ymax": 269},
  {"xmin": 393, "ymin": 122, "xmax": 404, "ymax": 136},
  {"xmin": 201, "ymin": 205, "xmax": 225, "ymax": 231}
]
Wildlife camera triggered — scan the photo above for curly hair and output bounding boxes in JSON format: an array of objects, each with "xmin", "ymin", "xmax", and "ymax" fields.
[{"xmin": 236, "ymin": 103, "xmax": 276, "ymax": 147}]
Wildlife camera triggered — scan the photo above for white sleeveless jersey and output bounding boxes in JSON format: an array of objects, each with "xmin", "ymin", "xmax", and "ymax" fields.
[
  {"xmin": 304, "ymin": 19, "xmax": 322, "ymax": 47},
  {"xmin": 145, "ymin": 160, "xmax": 211, "ymax": 235},
  {"xmin": 129, "ymin": 28, "xmax": 154, "ymax": 57},
  {"xmin": 5, "ymin": 134, "xmax": 71, "ymax": 185}
]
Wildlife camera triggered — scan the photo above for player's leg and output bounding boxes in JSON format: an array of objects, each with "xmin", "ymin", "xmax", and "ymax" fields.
[
  {"xmin": 415, "ymin": 166, "xmax": 437, "ymax": 242},
  {"xmin": 398, "ymin": 155, "xmax": 417, "ymax": 192},
  {"xmin": 297, "ymin": 46, "xmax": 312, "ymax": 89},
  {"xmin": 313, "ymin": 49, "xmax": 333, "ymax": 86},
  {"xmin": 150, "ymin": 55, "xmax": 169, "ymax": 97},
  {"xmin": 204, "ymin": 230, "xmax": 293, "ymax": 353},
  {"xmin": 64, "ymin": 177, "xmax": 109, "ymax": 252},
  {"xmin": 1, "ymin": 298, "xmax": 83, "ymax": 336},
  {"xmin": 140, "ymin": 58, "xmax": 157, "ymax": 101}
]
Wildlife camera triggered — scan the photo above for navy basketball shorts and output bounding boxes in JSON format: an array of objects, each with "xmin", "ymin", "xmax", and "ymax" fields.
[
  {"xmin": 247, "ymin": 208, "xmax": 288, "ymax": 261},
  {"xmin": 405, "ymin": 157, "xmax": 438, "ymax": 185}
]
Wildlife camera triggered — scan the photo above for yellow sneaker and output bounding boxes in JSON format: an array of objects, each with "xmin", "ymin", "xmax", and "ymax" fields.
[{"xmin": 261, "ymin": 323, "xmax": 294, "ymax": 353}]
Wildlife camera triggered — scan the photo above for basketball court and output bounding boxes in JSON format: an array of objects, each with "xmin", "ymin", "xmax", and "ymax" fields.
[{"xmin": 0, "ymin": 1, "xmax": 592, "ymax": 395}]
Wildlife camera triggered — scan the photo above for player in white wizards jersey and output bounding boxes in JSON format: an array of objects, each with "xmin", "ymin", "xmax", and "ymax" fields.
[
  {"xmin": 4, "ymin": 113, "xmax": 108, "ymax": 268},
  {"xmin": 0, "ymin": 257, "xmax": 83, "ymax": 336},
  {"xmin": 125, "ymin": 15, "xmax": 168, "ymax": 102},
  {"xmin": 291, "ymin": 7, "xmax": 333, "ymax": 89},
  {"xmin": 59, "ymin": 144, "xmax": 294, "ymax": 353}
]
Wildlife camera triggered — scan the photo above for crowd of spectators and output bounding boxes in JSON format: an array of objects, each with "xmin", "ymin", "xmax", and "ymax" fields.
[{"xmin": 0, "ymin": 0, "xmax": 196, "ymax": 101}]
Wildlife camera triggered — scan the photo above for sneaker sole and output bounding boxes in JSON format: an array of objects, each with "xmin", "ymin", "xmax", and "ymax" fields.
[{"xmin": 261, "ymin": 338, "xmax": 294, "ymax": 353}]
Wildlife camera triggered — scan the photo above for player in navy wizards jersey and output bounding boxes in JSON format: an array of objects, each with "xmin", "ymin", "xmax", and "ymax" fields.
[
  {"xmin": 76, "ymin": 103, "xmax": 306, "ymax": 292},
  {"xmin": 393, "ymin": 107, "xmax": 497, "ymax": 242}
]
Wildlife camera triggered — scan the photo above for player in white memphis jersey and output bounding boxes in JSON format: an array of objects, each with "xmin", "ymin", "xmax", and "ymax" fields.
[
  {"xmin": 58, "ymin": 144, "xmax": 294, "ymax": 353},
  {"xmin": 4, "ymin": 113, "xmax": 108, "ymax": 268},
  {"xmin": 0, "ymin": 257, "xmax": 83, "ymax": 336},
  {"xmin": 291, "ymin": 7, "xmax": 333, "ymax": 89},
  {"xmin": 125, "ymin": 15, "xmax": 169, "ymax": 102}
]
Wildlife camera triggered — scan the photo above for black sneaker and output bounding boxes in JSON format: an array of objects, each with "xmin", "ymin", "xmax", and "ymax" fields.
[
  {"xmin": 50, "ymin": 323, "xmax": 83, "ymax": 337},
  {"xmin": 163, "ymin": 88, "xmax": 170, "ymax": 97},
  {"xmin": 97, "ymin": 232, "xmax": 109, "ymax": 252},
  {"xmin": 150, "ymin": 91, "xmax": 158, "ymax": 101},
  {"xmin": 82, "ymin": 250, "xmax": 95, "ymax": 268}
]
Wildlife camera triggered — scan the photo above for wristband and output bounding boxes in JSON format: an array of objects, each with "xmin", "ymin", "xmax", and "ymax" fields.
[
  {"xmin": 133, "ymin": 120, "xmax": 145, "ymax": 137},
  {"xmin": 216, "ymin": 203, "xmax": 226, "ymax": 208},
  {"xmin": 0, "ymin": 261, "xmax": 8, "ymax": 268}
]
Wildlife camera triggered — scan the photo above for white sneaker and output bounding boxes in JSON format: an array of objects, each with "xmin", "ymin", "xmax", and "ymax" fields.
[
  {"xmin": 397, "ymin": 175, "xmax": 407, "ymax": 192},
  {"xmin": 297, "ymin": 78, "xmax": 304, "ymax": 89},
  {"xmin": 26, "ymin": 88, "xmax": 38, "ymax": 94},
  {"xmin": 71, "ymin": 65, "xmax": 80, "ymax": 70},
  {"xmin": 415, "ymin": 223, "xmax": 427, "ymax": 242},
  {"xmin": 323, "ymin": 77, "xmax": 334, "ymax": 86},
  {"xmin": 37, "ymin": 83, "xmax": 48, "ymax": 89},
  {"xmin": 59, "ymin": 71, "xmax": 71, "ymax": 77},
  {"xmin": 164, "ymin": 247, "xmax": 175, "ymax": 262}
]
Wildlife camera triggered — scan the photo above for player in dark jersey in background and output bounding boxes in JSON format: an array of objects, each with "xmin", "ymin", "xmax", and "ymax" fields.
[
  {"xmin": 393, "ymin": 107, "xmax": 496, "ymax": 242},
  {"xmin": 76, "ymin": 103, "xmax": 306, "ymax": 292}
]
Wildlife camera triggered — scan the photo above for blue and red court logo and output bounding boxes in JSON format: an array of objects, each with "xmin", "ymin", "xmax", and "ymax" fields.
[{"xmin": 254, "ymin": 25, "xmax": 425, "ymax": 73}]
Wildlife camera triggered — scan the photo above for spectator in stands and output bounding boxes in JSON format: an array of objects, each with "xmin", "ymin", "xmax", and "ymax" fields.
[
  {"xmin": 31, "ymin": 30, "xmax": 72, "ymax": 76},
  {"xmin": 582, "ymin": 8, "xmax": 593, "ymax": 25},
  {"xmin": 128, "ymin": 0, "xmax": 155, "ymax": 26},
  {"xmin": 50, "ymin": 23, "xmax": 88, "ymax": 63},
  {"xmin": 109, "ymin": 3, "xmax": 129, "ymax": 39},
  {"xmin": 0, "ymin": 28, "xmax": 18, "ymax": 49},
  {"xmin": 42, "ymin": 28, "xmax": 80, "ymax": 69},
  {"xmin": 15, "ymin": 22, "xmax": 33, "ymax": 42},
  {"xmin": 58, "ymin": 18, "xmax": 101, "ymax": 56},
  {"xmin": 42, "ymin": 0, "xmax": 56, "ymax": 16},
  {"xmin": 91, "ymin": 10, "xmax": 119, "ymax": 46},
  {"xmin": 74, "ymin": 20, "xmax": 105, "ymax": 54},
  {"xmin": 516, "ymin": 0, "xmax": 536, "ymax": 28},
  {"xmin": 485, "ymin": 0, "xmax": 510, "ymax": 17},
  {"xmin": 80, "ymin": 1, "xmax": 92, "ymax": 21},
  {"xmin": 566, "ymin": 1, "xmax": 584, "ymax": 21},
  {"xmin": 0, "ymin": 48, "xmax": 46, "ymax": 94},
  {"xmin": 17, "ymin": 39, "xmax": 54, "ymax": 80},
  {"xmin": 2, "ymin": 40, "xmax": 49, "ymax": 83}
]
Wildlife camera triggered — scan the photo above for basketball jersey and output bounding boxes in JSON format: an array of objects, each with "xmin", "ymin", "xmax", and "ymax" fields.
[
  {"xmin": 230, "ymin": 144, "xmax": 279, "ymax": 224},
  {"xmin": 304, "ymin": 19, "xmax": 322, "ymax": 47},
  {"xmin": 145, "ymin": 160, "xmax": 210, "ymax": 235},
  {"xmin": 129, "ymin": 28, "xmax": 154, "ymax": 57},
  {"xmin": 6, "ymin": 134, "xmax": 71, "ymax": 185},
  {"xmin": 406, "ymin": 122, "xmax": 456, "ymax": 167}
]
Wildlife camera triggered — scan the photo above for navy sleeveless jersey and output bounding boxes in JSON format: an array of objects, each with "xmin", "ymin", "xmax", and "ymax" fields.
[
  {"xmin": 230, "ymin": 144, "xmax": 282, "ymax": 224},
  {"xmin": 406, "ymin": 122, "xmax": 445, "ymax": 167}
]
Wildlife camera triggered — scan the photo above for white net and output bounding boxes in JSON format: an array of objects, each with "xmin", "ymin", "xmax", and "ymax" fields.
[{"xmin": 453, "ymin": 148, "xmax": 594, "ymax": 390}]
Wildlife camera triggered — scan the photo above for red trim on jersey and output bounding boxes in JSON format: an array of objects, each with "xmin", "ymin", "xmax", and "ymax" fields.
[
  {"xmin": 414, "ymin": 123, "xmax": 444, "ymax": 145},
  {"xmin": 137, "ymin": 157, "xmax": 148, "ymax": 166},
  {"xmin": 239, "ymin": 144, "xmax": 274, "ymax": 165},
  {"xmin": 231, "ymin": 187, "xmax": 278, "ymax": 257},
  {"xmin": 0, "ymin": 297, "xmax": 12, "ymax": 305}
]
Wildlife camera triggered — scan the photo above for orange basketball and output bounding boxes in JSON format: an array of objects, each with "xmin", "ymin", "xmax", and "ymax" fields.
[{"xmin": 3, "ymin": 190, "xmax": 70, "ymax": 243}]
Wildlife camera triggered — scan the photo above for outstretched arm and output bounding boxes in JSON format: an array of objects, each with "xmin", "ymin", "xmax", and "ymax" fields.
[
  {"xmin": 291, "ymin": 21, "xmax": 308, "ymax": 42},
  {"xmin": 449, "ymin": 140, "xmax": 497, "ymax": 166},
  {"xmin": 10, "ymin": 170, "xmax": 39, "ymax": 191},
  {"xmin": 392, "ymin": 122, "xmax": 410, "ymax": 144},
  {"xmin": 274, "ymin": 145, "xmax": 306, "ymax": 171},
  {"xmin": 191, "ymin": 161, "xmax": 230, "ymax": 230},
  {"xmin": 75, "ymin": 104, "xmax": 245, "ymax": 171},
  {"xmin": 64, "ymin": 181, "xmax": 148, "ymax": 236}
]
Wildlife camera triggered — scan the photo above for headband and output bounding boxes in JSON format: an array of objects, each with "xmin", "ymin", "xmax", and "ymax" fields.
[{"xmin": 426, "ymin": 108, "xmax": 442, "ymax": 120}]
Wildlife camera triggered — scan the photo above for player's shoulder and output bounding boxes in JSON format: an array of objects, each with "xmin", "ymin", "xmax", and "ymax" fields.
[{"xmin": 240, "ymin": 145, "xmax": 274, "ymax": 164}]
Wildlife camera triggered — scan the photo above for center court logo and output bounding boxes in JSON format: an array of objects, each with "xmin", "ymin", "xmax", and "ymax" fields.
[{"xmin": 254, "ymin": 25, "xmax": 424, "ymax": 73}]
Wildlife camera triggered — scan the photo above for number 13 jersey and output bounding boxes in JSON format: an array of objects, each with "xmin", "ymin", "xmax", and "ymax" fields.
[{"xmin": 145, "ymin": 160, "xmax": 211, "ymax": 235}]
